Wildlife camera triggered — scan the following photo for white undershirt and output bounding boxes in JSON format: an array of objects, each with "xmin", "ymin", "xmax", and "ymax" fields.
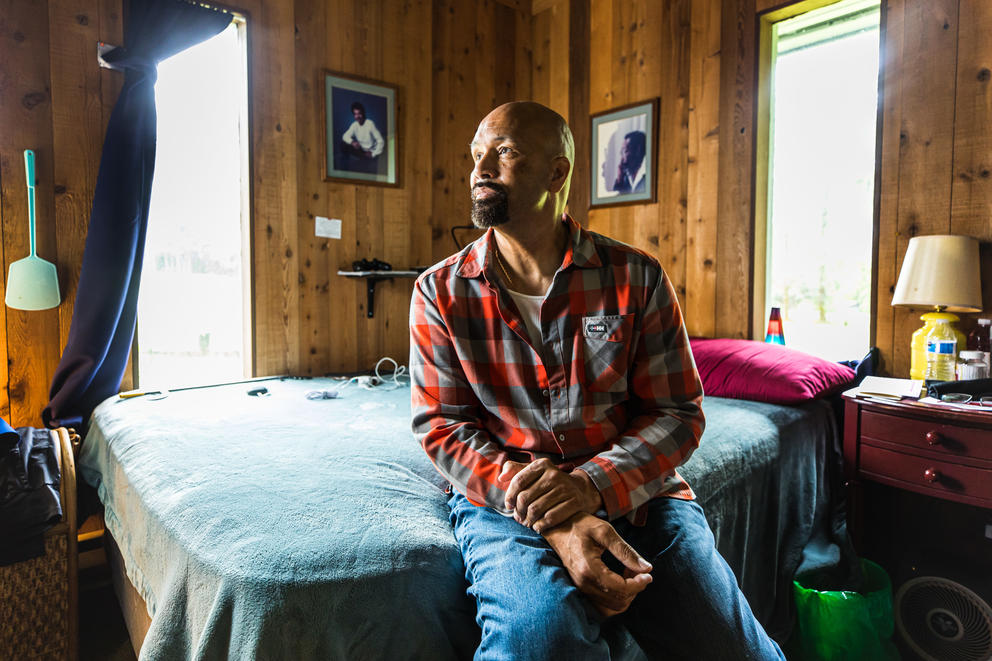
[{"xmin": 506, "ymin": 288, "xmax": 545, "ymax": 346}]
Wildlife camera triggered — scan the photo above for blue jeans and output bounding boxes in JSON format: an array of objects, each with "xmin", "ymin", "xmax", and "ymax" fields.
[{"xmin": 448, "ymin": 492, "xmax": 784, "ymax": 661}]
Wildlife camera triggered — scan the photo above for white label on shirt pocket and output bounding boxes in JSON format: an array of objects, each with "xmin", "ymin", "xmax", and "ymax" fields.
[{"xmin": 582, "ymin": 315, "xmax": 630, "ymax": 342}]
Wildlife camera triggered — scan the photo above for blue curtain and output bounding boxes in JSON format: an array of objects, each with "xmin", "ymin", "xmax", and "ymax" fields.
[{"xmin": 43, "ymin": 0, "xmax": 231, "ymax": 430}]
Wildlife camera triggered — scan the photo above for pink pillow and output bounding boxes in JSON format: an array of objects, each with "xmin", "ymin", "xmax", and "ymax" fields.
[{"xmin": 689, "ymin": 338, "xmax": 855, "ymax": 405}]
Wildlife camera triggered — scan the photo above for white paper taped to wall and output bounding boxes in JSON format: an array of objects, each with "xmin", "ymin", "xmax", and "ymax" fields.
[{"xmin": 316, "ymin": 216, "xmax": 342, "ymax": 239}]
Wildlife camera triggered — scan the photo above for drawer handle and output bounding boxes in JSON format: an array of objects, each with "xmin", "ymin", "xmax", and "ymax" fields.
[
  {"xmin": 923, "ymin": 467, "xmax": 940, "ymax": 483},
  {"xmin": 925, "ymin": 431, "xmax": 941, "ymax": 446}
]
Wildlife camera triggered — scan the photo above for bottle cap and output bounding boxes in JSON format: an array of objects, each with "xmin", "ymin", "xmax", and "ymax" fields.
[
  {"xmin": 959, "ymin": 350, "xmax": 987, "ymax": 360},
  {"xmin": 978, "ymin": 318, "xmax": 991, "ymax": 326}
]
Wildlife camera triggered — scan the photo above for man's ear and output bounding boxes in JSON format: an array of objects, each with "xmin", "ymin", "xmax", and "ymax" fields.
[{"xmin": 548, "ymin": 156, "xmax": 571, "ymax": 194}]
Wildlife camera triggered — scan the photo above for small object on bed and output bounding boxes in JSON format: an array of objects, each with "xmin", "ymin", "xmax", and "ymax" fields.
[{"xmin": 305, "ymin": 389, "xmax": 339, "ymax": 400}]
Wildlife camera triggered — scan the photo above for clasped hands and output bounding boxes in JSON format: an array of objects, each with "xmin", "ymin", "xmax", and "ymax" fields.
[{"xmin": 499, "ymin": 459, "xmax": 653, "ymax": 617}]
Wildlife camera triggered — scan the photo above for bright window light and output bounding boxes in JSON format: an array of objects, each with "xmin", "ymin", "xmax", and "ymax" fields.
[
  {"xmin": 765, "ymin": 0, "xmax": 880, "ymax": 361},
  {"xmin": 137, "ymin": 19, "xmax": 250, "ymax": 389}
]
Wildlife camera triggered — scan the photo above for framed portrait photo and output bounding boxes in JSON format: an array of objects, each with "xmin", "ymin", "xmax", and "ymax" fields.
[
  {"xmin": 323, "ymin": 71, "xmax": 398, "ymax": 186},
  {"xmin": 589, "ymin": 99, "xmax": 658, "ymax": 208}
]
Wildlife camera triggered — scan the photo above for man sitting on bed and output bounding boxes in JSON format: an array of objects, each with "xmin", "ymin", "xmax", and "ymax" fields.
[{"xmin": 409, "ymin": 101, "xmax": 783, "ymax": 660}]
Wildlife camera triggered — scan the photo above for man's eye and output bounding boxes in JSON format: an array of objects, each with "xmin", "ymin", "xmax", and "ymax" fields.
[
  {"xmin": 473, "ymin": 152, "xmax": 482, "ymax": 161},
  {"xmin": 498, "ymin": 146, "xmax": 513, "ymax": 155}
]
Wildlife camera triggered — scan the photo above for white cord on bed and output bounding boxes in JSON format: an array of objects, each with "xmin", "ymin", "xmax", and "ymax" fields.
[
  {"xmin": 306, "ymin": 357, "xmax": 409, "ymax": 399},
  {"xmin": 373, "ymin": 356, "xmax": 409, "ymax": 390}
]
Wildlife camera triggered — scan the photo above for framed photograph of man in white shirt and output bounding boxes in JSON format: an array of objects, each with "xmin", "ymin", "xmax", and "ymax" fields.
[
  {"xmin": 323, "ymin": 71, "xmax": 398, "ymax": 186},
  {"xmin": 590, "ymin": 99, "xmax": 658, "ymax": 208}
]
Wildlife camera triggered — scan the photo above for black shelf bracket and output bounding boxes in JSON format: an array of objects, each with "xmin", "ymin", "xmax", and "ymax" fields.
[{"xmin": 337, "ymin": 270, "xmax": 420, "ymax": 318}]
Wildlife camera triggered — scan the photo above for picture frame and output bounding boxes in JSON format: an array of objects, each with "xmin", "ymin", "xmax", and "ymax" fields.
[
  {"xmin": 322, "ymin": 70, "xmax": 398, "ymax": 186},
  {"xmin": 589, "ymin": 99, "xmax": 658, "ymax": 208}
]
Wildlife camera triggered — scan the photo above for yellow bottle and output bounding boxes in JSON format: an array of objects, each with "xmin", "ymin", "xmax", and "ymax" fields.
[{"xmin": 910, "ymin": 312, "xmax": 966, "ymax": 380}]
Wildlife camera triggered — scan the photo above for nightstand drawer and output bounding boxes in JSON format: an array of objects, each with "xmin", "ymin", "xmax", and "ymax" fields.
[
  {"xmin": 860, "ymin": 445, "xmax": 992, "ymax": 505},
  {"xmin": 861, "ymin": 410, "xmax": 992, "ymax": 461}
]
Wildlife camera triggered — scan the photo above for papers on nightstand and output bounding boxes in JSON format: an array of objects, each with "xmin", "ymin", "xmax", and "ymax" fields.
[{"xmin": 856, "ymin": 376, "xmax": 924, "ymax": 401}]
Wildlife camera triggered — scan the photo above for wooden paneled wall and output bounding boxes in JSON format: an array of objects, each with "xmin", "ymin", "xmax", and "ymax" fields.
[
  {"xmin": 4, "ymin": 0, "xmax": 992, "ymax": 426},
  {"xmin": 533, "ymin": 0, "xmax": 992, "ymax": 377}
]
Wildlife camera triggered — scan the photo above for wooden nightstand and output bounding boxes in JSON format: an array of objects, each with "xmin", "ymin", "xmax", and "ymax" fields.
[{"xmin": 842, "ymin": 390, "xmax": 992, "ymax": 550}]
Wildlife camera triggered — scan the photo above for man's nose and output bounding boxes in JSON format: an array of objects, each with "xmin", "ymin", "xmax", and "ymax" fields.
[{"xmin": 473, "ymin": 149, "xmax": 498, "ymax": 180}]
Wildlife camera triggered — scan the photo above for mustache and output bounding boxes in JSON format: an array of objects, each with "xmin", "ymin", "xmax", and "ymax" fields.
[{"xmin": 472, "ymin": 182, "xmax": 507, "ymax": 197}]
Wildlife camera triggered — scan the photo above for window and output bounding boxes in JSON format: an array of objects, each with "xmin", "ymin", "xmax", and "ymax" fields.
[
  {"xmin": 135, "ymin": 18, "xmax": 251, "ymax": 388},
  {"xmin": 757, "ymin": 0, "xmax": 880, "ymax": 360}
]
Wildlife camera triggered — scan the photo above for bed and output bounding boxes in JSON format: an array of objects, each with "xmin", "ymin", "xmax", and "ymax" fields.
[{"xmin": 78, "ymin": 374, "xmax": 851, "ymax": 660}]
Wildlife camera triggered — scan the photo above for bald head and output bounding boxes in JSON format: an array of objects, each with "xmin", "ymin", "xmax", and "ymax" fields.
[{"xmin": 480, "ymin": 101, "xmax": 575, "ymax": 166}]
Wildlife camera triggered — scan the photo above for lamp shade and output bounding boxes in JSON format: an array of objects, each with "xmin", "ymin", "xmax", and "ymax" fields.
[{"xmin": 891, "ymin": 235, "xmax": 983, "ymax": 312}]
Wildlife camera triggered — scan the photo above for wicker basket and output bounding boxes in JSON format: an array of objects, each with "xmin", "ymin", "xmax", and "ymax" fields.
[{"xmin": 0, "ymin": 427, "xmax": 78, "ymax": 661}]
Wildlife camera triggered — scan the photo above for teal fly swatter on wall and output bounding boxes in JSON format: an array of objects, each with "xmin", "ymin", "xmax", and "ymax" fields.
[{"xmin": 5, "ymin": 149, "xmax": 60, "ymax": 311}]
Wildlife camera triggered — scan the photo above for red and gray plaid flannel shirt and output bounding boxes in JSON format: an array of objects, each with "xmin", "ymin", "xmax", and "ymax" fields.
[{"xmin": 410, "ymin": 215, "xmax": 705, "ymax": 523}]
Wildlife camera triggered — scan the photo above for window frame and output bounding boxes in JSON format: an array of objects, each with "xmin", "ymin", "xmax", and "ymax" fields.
[
  {"xmin": 752, "ymin": 0, "xmax": 884, "ymax": 353},
  {"xmin": 126, "ymin": 12, "xmax": 255, "ymax": 390}
]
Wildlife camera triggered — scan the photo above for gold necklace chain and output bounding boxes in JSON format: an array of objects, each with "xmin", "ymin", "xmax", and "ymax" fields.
[{"xmin": 494, "ymin": 245, "xmax": 513, "ymax": 286}]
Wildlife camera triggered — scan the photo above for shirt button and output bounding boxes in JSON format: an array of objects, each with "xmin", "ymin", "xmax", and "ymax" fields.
[
  {"xmin": 542, "ymin": 389, "xmax": 550, "ymax": 397},
  {"xmin": 559, "ymin": 434, "xmax": 565, "ymax": 441}
]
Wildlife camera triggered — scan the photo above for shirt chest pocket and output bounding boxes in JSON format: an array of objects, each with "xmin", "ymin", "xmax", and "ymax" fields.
[{"xmin": 581, "ymin": 314, "xmax": 635, "ymax": 393}]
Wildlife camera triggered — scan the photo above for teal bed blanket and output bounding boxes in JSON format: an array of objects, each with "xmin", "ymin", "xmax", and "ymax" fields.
[{"xmin": 79, "ymin": 377, "xmax": 843, "ymax": 659}]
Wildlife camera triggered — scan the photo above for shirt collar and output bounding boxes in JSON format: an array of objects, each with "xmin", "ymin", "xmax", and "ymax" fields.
[{"xmin": 455, "ymin": 214, "xmax": 602, "ymax": 279}]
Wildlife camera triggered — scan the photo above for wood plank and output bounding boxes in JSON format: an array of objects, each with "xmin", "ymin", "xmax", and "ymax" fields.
[
  {"xmin": 548, "ymin": 1, "xmax": 570, "ymax": 119},
  {"xmin": 686, "ymin": 0, "xmax": 721, "ymax": 337},
  {"xmin": 530, "ymin": 7, "xmax": 552, "ymax": 107},
  {"xmin": 629, "ymin": 0, "xmax": 658, "ymax": 261},
  {"xmin": 431, "ymin": 0, "xmax": 478, "ymax": 265},
  {"xmin": 294, "ymin": 0, "xmax": 328, "ymax": 375},
  {"xmin": 381, "ymin": 0, "xmax": 431, "ymax": 366},
  {"xmin": 657, "ymin": 0, "xmax": 690, "ymax": 309},
  {"xmin": 567, "ymin": 0, "xmax": 591, "ymax": 222},
  {"xmin": 249, "ymin": 0, "xmax": 299, "ymax": 376},
  {"xmin": 48, "ymin": 0, "xmax": 103, "ymax": 360},
  {"xmin": 588, "ymin": 0, "xmax": 615, "ymax": 115},
  {"xmin": 891, "ymin": 0, "xmax": 958, "ymax": 376},
  {"xmin": 949, "ymin": 0, "xmax": 992, "ymax": 316},
  {"xmin": 493, "ymin": 3, "xmax": 519, "ymax": 107},
  {"xmin": 874, "ymin": 0, "xmax": 904, "ymax": 375},
  {"xmin": 608, "ymin": 1, "xmax": 634, "ymax": 244},
  {"xmin": 586, "ymin": 0, "xmax": 614, "ymax": 235},
  {"xmin": 324, "ymin": 0, "xmax": 359, "ymax": 372},
  {"xmin": 513, "ymin": 5, "xmax": 534, "ymax": 104},
  {"xmin": 715, "ymin": 0, "xmax": 756, "ymax": 339},
  {"xmin": 356, "ymin": 0, "xmax": 388, "ymax": 366},
  {"xmin": 431, "ymin": 0, "xmax": 455, "ymax": 264},
  {"xmin": 0, "ymin": 0, "xmax": 62, "ymax": 427}
]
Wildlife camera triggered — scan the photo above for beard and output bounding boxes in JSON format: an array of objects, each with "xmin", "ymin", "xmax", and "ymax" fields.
[{"xmin": 471, "ymin": 183, "xmax": 509, "ymax": 228}]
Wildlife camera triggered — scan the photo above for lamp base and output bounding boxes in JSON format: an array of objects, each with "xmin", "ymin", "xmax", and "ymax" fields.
[{"xmin": 909, "ymin": 312, "xmax": 966, "ymax": 381}]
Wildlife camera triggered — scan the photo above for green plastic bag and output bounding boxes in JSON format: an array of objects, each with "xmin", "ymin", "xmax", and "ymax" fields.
[{"xmin": 791, "ymin": 559, "xmax": 900, "ymax": 660}]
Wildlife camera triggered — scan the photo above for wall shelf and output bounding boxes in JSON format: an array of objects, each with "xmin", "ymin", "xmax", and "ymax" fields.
[{"xmin": 337, "ymin": 270, "xmax": 421, "ymax": 318}]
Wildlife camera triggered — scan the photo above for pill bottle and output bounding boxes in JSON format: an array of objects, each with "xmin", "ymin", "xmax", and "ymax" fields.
[{"xmin": 957, "ymin": 351, "xmax": 990, "ymax": 381}]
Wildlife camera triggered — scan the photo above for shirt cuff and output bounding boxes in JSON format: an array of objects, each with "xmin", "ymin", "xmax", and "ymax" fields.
[{"xmin": 574, "ymin": 463, "xmax": 625, "ymax": 520}]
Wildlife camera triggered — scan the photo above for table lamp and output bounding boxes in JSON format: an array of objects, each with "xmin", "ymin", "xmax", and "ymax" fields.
[{"xmin": 891, "ymin": 235, "xmax": 983, "ymax": 379}]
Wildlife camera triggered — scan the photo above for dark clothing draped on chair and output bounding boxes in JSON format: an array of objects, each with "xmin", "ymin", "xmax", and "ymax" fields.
[{"xmin": 43, "ymin": 0, "xmax": 231, "ymax": 431}]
